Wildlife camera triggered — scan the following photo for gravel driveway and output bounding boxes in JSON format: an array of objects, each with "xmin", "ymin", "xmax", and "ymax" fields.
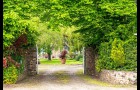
[{"xmin": 3, "ymin": 64, "xmax": 137, "ymax": 90}]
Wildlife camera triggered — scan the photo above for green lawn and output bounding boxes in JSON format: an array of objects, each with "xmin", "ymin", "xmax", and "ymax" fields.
[{"xmin": 39, "ymin": 58, "xmax": 83, "ymax": 65}]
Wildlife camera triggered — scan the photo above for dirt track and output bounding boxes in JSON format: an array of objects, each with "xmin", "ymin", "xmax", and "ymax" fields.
[{"xmin": 3, "ymin": 64, "xmax": 137, "ymax": 90}]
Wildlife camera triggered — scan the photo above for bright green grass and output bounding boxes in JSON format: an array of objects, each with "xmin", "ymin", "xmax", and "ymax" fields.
[{"xmin": 39, "ymin": 58, "xmax": 83, "ymax": 65}]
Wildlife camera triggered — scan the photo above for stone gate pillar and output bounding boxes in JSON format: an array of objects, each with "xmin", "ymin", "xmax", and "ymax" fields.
[
  {"xmin": 26, "ymin": 46, "xmax": 37, "ymax": 75},
  {"xmin": 84, "ymin": 47, "xmax": 96, "ymax": 76}
]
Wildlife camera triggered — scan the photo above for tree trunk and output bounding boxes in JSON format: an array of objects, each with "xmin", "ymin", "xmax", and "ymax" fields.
[
  {"xmin": 48, "ymin": 53, "xmax": 51, "ymax": 60},
  {"xmin": 84, "ymin": 46, "xmax": 97, "ymax": 76}
]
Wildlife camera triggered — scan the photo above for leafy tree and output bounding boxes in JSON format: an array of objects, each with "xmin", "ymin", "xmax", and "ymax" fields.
[
  {"xmin": 37, "ymin": 27, "xmax": 63, "ymax": 60},
  {"xmin": 39, "ymin": 0, "xmax": 136, "ymax": 47},
  {"xmin": 4, "ymin": 0, "xmax": 137, "ymax": 72},
  {"xmin": 3, "ymin": 0, "xmax": 42, "ymax": 51},
  {"xmin": 59, "ymin": 26, "xmax": 83, "ymax": 53}
]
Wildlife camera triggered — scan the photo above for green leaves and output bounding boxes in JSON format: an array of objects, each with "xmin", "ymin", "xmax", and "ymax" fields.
[
  {"xmin": 3, "ymin": 0, "xmax": 42, "ymax": 50},
  {"xmin": 96, "ymin": 36, "xmax": 137, "ymax": 71},
  {"xmin": 3, "ymin": 65, "xmax": 18, "ymax": 84},
  {"xmin": 111, "ymin": 38, "xmax": 125, "ymax": 67},
  {"xmin": 100, "ymin": 0, "xmax": 136, "ymax": 16}
]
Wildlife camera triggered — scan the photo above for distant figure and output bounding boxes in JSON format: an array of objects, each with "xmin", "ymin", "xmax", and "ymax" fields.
[{"xmin": 59, "ymin": 49, "xmax": 67, "ymax": 64}]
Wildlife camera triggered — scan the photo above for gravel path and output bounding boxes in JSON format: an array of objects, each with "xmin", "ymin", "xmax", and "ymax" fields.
[{"xmin": 3, "ymin": 64, "xmax": 137, "ymax": 90}]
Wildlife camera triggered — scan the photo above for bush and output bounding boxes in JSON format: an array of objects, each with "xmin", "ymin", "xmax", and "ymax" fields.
[
  {"xmin": 3, "ymin": 65, "xmax": 18, "ymax": 84},
  {"xmin": 95, "ymin": 41, "xmax": 112, "ymax": 72},
  {"xmin": 67, "ymin": 52, "xmax": 76, "ymax": 59},
  {"xmin": 110, "ymin": 38, "xmax": 125, "ymax": 67},
  {"xmin": 123, "ymin": 36, "xmax": 137, "ymax": 71},
  {"xmin": 96, "ymin": 37, "xmax": 137, "ymax": 72},
  {"xmin": 75, "ymin": 54, "xmax": 83, "ymax": 61},
  {"xmin": 124, "ymin": 36, "xmax": 137, "ymax": 62}
]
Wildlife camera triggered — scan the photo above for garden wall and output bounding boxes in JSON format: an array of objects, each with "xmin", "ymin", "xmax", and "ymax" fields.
[
  {"xmin": 26, "ymin": 47, "xmax": 37, "ymax": 75},
  {"xmin": 99, "ymin": 69, "xmax": 137, "ymax": 85},
  {"xmin": 17, "ymin": 47, "xmax": 37, "ymax": 83},
  {"xmin": 16, "ymin": 49, "xmax": 28, "ymax": 82},
  {"xmin": 16, "ymin": 71, "xmax": 27, "ymax": 82}
]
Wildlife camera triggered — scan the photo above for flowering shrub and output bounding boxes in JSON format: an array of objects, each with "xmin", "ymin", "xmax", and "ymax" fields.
[
  {"xmin": 3, "ymin": 58, "xmax": 7, "ymax": 68},
  {"xmin": 7, "ymin": 56, "xmax": 21, "ymax": 68}
]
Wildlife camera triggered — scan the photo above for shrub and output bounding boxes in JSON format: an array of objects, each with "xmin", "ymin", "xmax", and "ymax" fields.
[
  {"xmin": 75, "ymin": 54, "xmax": 83, "ymax": 61},
  {"xmin": 95, "ymin": 41, "xmax": 112, "ymax": 72},
  {"xmin": 67, "ymin": 52, "xmax": 76, "ymax": 59},
  {"xmin": 110, "ymin": 38, "xmax": 125, "ymax": 67},
  {"xmin": 123, "ymin": 36, "xmax": 137, "ymax": 71},
  {"xmin": 3, "ymin": 64, "xmax": 18, "ymax": 84},
  {"xmin": 124, "ymin": 36, "xmax": 137, "ymax": 62},
  {"xmin": 3, "ymin": 58, "xmax": 7, "ymax": 68},
  {"xmin": 96, "ymin": 36, "xmax": 137, "ymax": 72}
]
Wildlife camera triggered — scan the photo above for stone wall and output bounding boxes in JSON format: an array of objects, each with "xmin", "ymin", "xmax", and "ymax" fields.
[
  {"xmin": 26, "ymin": 47, "xmax": 37, "ymax": 76},
  {"xmin": 16, "ymin": 46, "xmax": 37, "ymax": 83},
  {"xmin": 16, "ymin": 49, "xmax": 28, "ymax": 82},
  {"xmin": 99, "ymin": 69, "xmax": 137, "ymax": 85},
  {"xmin": 17, "ymin": 71, "xmax": 27, "ymax": 82}
]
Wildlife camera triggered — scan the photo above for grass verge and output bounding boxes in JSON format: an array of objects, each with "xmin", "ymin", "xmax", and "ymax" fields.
[{"xmin": 39, "ymin": 58, "xmax": 83, "ymax": 65}]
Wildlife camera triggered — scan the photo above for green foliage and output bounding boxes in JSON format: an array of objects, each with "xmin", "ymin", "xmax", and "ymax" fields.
[
  {"xmin": 123, "ymin": 36, "xmax": 137, "ymax": 71},
  {"xmin": 3, "ymin": 0, "xmax": 41, "ymax": 50},
  {"xmin": 3, "ymin": 0, "xmax": 137, "ymax": 73},
  {"xmin": 3, "ymin": 11, "xmax": 24, "ymax": 48},
  {"xmin": 37, "ymin": 29, "xmax": 63, "ymax": 58},
  {"xmin": 95, "ymin": 59, "xmax": 101, "ymax": 72},
  {"xmin": 124, "ymin": 36, "xmax": 137, "ymax": 61},
  {"xmin": 96, "ymin": 36, "xmax": 137, "ymax": 72},
  {"xmin": 110, "ymin": 38, "xmax": 125, "ymax": 67},
  {"xmin": 67, "ymin": 52, "xmax": 76, "ymax": 59},
  {"xmin": 4, "ymin": 0, "xmax": 136, "ymax": 49},
  {"xmin": 95, "ymin": 42, "xmax": 115, "ymax": 72},
  {"xmin": 3, "ymin": 65, "xmax": 18, "ymax": 84},
  {"xmin": 59, "ymin": 26, "xmax": 83, "ymax": 53},
  {"xmin": 11, "ymin": 54, "xmax": 25, "ymax": 74},
  {"xmin": 75, "ymin": 54, "xmax": 83, "ymax": 61},
  {"xmin": 51, "ymin": 0, "xmax": 137, "ymax": 47}
]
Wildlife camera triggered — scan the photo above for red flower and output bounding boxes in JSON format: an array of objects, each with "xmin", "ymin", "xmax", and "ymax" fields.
[{"xmin": 3, "ymin": 58, "xmax": 7, "ymax": 68}]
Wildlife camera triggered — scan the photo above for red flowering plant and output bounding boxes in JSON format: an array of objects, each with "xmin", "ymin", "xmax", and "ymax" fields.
[
  {"xmin": 7, "ymin": 56, "xmax": 21, "ymax": 68},
  {"xmin": 3, "ymin": 58, "xmax": 7, "ymax": 68}
]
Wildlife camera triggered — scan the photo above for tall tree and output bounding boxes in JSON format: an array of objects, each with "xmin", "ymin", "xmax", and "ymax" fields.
[{"xmin": 37, "ymin": 26, "xmax": 63, "ymax": 60}]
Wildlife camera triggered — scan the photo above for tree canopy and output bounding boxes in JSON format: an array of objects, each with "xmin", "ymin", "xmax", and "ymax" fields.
[{"xmin": 4, "ymin": 0, "xmax": 137, "ymax": 54}]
